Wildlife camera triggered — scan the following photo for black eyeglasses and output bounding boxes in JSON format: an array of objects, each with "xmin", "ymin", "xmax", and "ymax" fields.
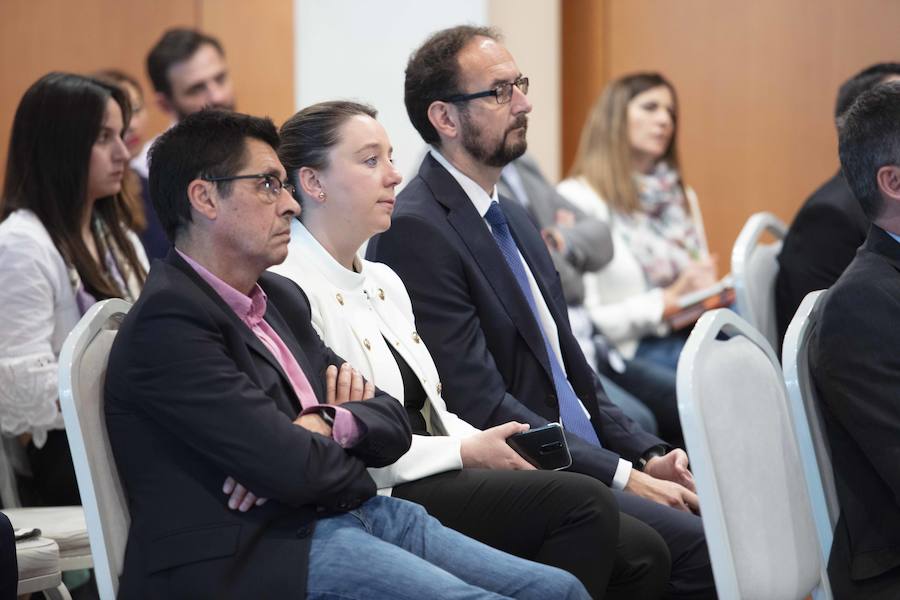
[
  {"xmin": 442, "ymin": 76, "xmax": 529, "ymax": 105},
  {"xmin": 201, "ymin": 173, "xmax": 296, "ymax": 201}
]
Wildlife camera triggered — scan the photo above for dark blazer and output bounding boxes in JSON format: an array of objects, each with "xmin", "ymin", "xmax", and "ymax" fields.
[
  {"xmin": 367, "ymin": 154, "xmax": 662, "ymax": 486},
  {"xmin": 105, "ymin": 251, "xmax": 411, "ymax": 599},
  {"xmin": 810, "ymin": 226, "xmax": 900, "ymax": 595},
  {"xmin": 0, "ymin": 512, "xmax": 14, "ymax": 600},
  {"xmin": 498, "ymin": 155, "xmax": 613, "ymax": 305},
  {"xmin": 775, "ymin": 172, "xmax": 868, "ymax": 347}
]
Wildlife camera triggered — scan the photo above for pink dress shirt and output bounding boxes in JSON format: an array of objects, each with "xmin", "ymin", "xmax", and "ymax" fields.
[{"xmin": 176, "ymin": 249, "xmax": 360, "ymax": 447}]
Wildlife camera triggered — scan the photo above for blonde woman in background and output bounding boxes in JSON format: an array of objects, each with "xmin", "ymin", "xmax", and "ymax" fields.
[{"xmin": 557, "ymin": 72, "xmax": 716, "ymax": 372}]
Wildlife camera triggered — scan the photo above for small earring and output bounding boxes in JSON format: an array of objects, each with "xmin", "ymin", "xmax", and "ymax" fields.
[{"xmin": 318, "ymin": 192, "xmax": 326, "ymax": 200}]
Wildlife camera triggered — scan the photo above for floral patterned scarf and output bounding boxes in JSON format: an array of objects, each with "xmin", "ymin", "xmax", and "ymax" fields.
[{"xmin": 613, "ymin": 162, "xmax": 703, "ymax": 288}]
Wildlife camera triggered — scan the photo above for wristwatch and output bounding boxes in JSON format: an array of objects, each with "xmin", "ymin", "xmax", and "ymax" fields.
[
  {"xmin": 636, "ymin": 445, "xmax": 668, "ymax": 471},
  {"xmin": 318, "ymin": 407, "xmax": 336, "ymax": 428}
]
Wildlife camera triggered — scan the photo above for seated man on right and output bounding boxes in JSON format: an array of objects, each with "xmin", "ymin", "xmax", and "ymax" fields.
[{"xmin": 811, "ymin": 80, "xmax": 900, "ymax": 599}]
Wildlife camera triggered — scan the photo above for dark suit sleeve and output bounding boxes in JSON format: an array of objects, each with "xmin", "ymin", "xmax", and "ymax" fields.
[
  {"xmin": 812, "ymin": 283, "xmax": 900, "ymax": 507},
  {"xmin": 108, "ymin": 288, "xmax": 407, "ymax": 510},
  {"xmin": 777, "ymin": 202, "xmax": 864, "ymax": 341},
  {"xmin": 371, "ymin": 214, "xmax": 628, "ymax": 485},
  {"xmin": 561, "ymin": 216, "xmax": 614, "ymax": 274},
  {"xmin": 307, "ymin": 341, "xmax": 412, "ymax": 468}
]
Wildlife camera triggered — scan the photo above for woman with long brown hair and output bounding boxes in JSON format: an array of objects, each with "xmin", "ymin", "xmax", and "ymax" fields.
[
  {"xmin": 558, "ymin": 72, "xmax": 716, "ymax": 373},
  {"xmin": 0, "ymin": 72, "xmax": 148, "ymax": 505}
]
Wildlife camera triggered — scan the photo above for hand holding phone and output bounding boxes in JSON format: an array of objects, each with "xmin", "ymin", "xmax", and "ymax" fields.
[{"xmin": 506, "ymin": 423, "xmax": 572, "ymax": 470}]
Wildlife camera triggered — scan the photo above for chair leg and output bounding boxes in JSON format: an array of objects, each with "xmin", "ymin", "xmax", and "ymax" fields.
[{"xmin": 41, "ymin": 582, "xmax": 73, "ymax": 600}]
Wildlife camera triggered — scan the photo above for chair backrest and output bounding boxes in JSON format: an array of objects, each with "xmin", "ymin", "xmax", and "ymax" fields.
[
  {"xmin": 731, "ymin": 212, "xmax": 787, "ymax": 349},
  {"xmin": 58, "ymin": 298, "xmax": 132, "ymax": 600},
  {"xmin": 677, "ymin": 308, "xmax": 831, "ymax": 599},
  {"xmin": 782, "ymin": 289, "xmax": 838, "ymax": 557}
]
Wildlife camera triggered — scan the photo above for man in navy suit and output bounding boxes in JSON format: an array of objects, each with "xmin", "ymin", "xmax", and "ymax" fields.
[
  {"xmin": 369, "ymin": 25, "xmax": 714, "ymax": 599},
  {"xmin": 106, "ymin": 109, "xmax": 588, "ymax": 599},
  {"xmin": 810, "ymin": 80, "xmax": 900, "ymax": 599}
]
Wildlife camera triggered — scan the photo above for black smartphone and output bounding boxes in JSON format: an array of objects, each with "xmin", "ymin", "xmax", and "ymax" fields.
[{"xmin": 506, "ymin": 423, "xmax": 572, "ymax": 470}]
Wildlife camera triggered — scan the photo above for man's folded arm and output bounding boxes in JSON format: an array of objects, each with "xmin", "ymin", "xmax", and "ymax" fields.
[
  {"xmin": 108, "ymin": 300, "xmax": 385, "ymax": 510},
  {"xmin": 259, "ymin": 272, "xmax": 413, "ymax": 466}
]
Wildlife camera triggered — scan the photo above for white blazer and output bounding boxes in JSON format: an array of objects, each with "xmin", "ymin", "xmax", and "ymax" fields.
[
  {"xmin": 556, "ymin": 176, "xmax": 708, "ymax": 359},
  {"xmin": 270, "ymin": 221, "xmax": 480, "ymax": 493}
]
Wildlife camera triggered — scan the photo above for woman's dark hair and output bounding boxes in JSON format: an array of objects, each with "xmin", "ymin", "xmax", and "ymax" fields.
[
  {"xmin": 1, "ymin": 72, "xmax": 146, "ymax": 299},
  {"xmin": 278, "ymin": 100, "xmax": 378, "ymax": 204}
]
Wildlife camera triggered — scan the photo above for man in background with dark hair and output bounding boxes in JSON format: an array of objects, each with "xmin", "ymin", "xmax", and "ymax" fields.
[
  {"xmin": 131, "ymin": 27, "xmax": 237, "ymax": 259},
  {"xmin": 810, "ymin": 80, "xmax": 900, "ymax": 599},
  {"xmin": 775, "ymin": 62, "xmax": 900, "ymax": 344}
]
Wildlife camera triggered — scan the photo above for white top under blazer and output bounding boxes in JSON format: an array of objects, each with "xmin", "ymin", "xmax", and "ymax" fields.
[{"xmin": 270, "ymin": 221, "xmax": 480, "ymax": 494}]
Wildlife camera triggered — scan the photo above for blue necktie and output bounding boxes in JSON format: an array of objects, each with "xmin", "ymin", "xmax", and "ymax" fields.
[{"xmin": 484, "ymin": 202, "xmax": 601, "ymax": 447}]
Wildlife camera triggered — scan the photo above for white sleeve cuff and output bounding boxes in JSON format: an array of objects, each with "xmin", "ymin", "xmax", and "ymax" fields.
[
  {"xmin": 612, "ymin": 458, "xmax": 633, "ymax": 490},
  {"xmin": 367, "ymin": 434, "xmax": 463, "ymax": 491}
]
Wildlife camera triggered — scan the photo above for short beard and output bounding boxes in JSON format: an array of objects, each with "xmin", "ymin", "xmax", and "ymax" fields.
[{"xmin": 460, "ymin": 111, "xmax": 528, "ymax": 168}]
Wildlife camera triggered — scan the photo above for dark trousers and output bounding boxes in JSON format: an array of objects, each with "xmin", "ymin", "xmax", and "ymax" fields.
[
  {"xmin": 599, "ymin": 356, "xmax": 683, "ymax": 448},
  {"xmin": 0, "ymin": 512, "xmax": 15, "ymax": 600},
  {"xmin": 615, "ymin": 490, "xmax": 717, "ymax": 599},
  {"xmin": 828, "ymin": 518, "xmax": 900, "ymax": 599},
  {"xmin": 24, "ymin": 429, "xmax": 81, "ymax": 507},
  {"xmin": 394, "ymin": 468, "xmax": 670, "ymax": 600}
]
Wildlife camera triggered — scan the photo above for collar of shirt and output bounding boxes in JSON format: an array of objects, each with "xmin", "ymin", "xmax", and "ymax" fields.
[
  {"xmin": 888, "ymin": 230, "xmax": 900, "ymax": 245},
  {"xmin": 175, "ymin": 248, "xmax": 268, "ymax": 328},
  {"xmin": 291, "ymin": 220, "xmax": 366, "ymax": 292},
  {"xmin": 429, "ymin": 148, "xmax": 499, "ymax": 218}
]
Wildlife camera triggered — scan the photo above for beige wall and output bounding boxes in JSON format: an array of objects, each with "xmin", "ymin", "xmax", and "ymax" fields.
[
  {"xmin": 0, "ymin": 0, "xmax": 293, "ymax": 190},
  {"xmin": 563, "ymin": 0, "xmax": 900, "ymax": 261},
  {"xmin": 490, "ymin": 0, "xmax": 562, "ymax": 181}
]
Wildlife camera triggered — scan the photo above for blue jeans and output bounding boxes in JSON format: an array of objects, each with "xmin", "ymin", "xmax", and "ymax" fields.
[
  {"xmin": 635, "ymin": 331, "xmax": 690, "ymax": 373},
  {"xmin": 306, "ymin": 495, "xmax": 589, "ymax": 600},
  {"xmin": 597, "ymin": 372, "xmax": 659, "ymax": 435}
]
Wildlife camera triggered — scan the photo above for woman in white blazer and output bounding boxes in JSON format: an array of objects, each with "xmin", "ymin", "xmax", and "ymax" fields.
[
  {"xmin": 558, "ymin": 73, "xmax": 716, "ymax": 373},
  {"xmin": 271, "ymin": 101, "xmax": 672, "ymax": 599},
  {"xmin": 0, "ymin": 73, "xmax": 148, "ymax": 506}
]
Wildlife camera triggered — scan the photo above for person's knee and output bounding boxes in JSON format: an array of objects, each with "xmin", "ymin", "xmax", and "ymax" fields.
[
  {"xmin": 552, "ymin": 472, "xmax": 619, "ymax": 538},
  {"xmin": 535, "ymin": 565, "xmax": 590, "ymax": 600},
  {"xmin": 621, "ymin": 514, "xmax": 672, "ymax": 590}
]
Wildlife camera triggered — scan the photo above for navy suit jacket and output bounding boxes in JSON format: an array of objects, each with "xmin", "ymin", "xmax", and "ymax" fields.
[
  {"xmin": 811, "ymin": 226, "xmax": 900, "ymax": 589},
  {"xmin": 368, "ymin": 154, "xmax": 662, "ymax": 485},
  {"xmin": 775, "ymin": 172, "xmax": 868, "ymax": 347},
  {"xmin": 106, "ymin": 250, "xmax": 411, "ymax": 599}
]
